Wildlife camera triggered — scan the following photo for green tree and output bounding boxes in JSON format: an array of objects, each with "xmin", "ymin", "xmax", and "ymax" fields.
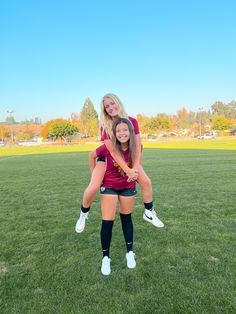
[
  {"xmin": 41, "ymin": 119, "xmax": 78, "ymax": 141},
  {"xmin": 227, "ymin": 101, "xmax": 236, "ymax": 119},
  {"xmin": 79, "ymin": 98, "xmax": 98, "ymax": 136},
  {"xmin": 16, "ymin": 130, "xmax": 34, "ymax": 141},
  {"xmin": 212, "ymin": 114, "xmax": 233, "ymax": 130},
  {"xmin": 176, "ymin": 107, "xmax": 189, "ymax": 129},
  {"xmin": 155, "ymin": 114, "xmax": 172, "ymax": 131},
  {"xmin": 80, "ymin": 98, "xmax": 98, "ymax": 120},
  {"xmin": 45, "ymin": 119, "xmax": 78, "ymax": 141},
  {"xmin": 142, "ymin": 118, "xmax": 156, "ymax": 135},
  {"xmin": 211, "ymin": 101, "xmax": 236, "ymax": 119},
  {"xmin": 143, "ymin": 114, "xmax": 171, "ymax": 135},
  {"xmin": 5, "ymin": 116, "xmax": 16, "ymax": 124}
]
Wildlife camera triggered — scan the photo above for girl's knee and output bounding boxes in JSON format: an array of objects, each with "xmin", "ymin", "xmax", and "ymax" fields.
[
  {"xmin": 86, "ymin": 185, "xmax": 100, "ymax": 195},
  {"xmin": 139, "ymin": 176, "xmax": 152, "ymax": 188}
]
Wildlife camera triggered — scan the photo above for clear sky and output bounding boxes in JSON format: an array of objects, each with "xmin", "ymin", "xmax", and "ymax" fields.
[{"xmin": 0, "ymin": 0, "xmax": 235, "ymax": 122}]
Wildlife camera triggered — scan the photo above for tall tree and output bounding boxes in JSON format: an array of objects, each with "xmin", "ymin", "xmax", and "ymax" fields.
[
  {"xmin": 79, "ymin": 98, "xmax": 99, "ymax": 136},
  {"xmin": 5, "ymin": 116, "xmax": 16, "ymax": 124},
  {"xmin": 211, "ymin": 101, "xmax": 236, "ymax": 119},
  {"xmin": 211, "ymin": 101, "xmax": 226, "ymax": 116},
  {"xmin": 80, "ymin": 98, "xmax": 98, "ymax": 120},
  {"xmin": 176, "ymin": 107, "xmax": 189, "ymax": 129},
  {"xmin": 136, "ymin": 114, "xmax": 147, "ymax": 134},
  {"xmin": 227, "ymin": 101, "xmax": 236, "ymax": 119}
]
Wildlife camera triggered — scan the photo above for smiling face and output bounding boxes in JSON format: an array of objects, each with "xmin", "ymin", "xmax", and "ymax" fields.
[
  {"xmin": 115, "ymin": 122, "xmax": 130, "ymax": 147},
  {"xmin": 103, "ymin": 97, "xmax": 119, "ymax": 119}
]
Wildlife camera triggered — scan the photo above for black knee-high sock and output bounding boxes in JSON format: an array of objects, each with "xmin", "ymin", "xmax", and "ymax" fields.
[
  {"xmin": 120, "ymin": 213, "xmax": 133, "ymax": 252},
  {"xmin": 100, "ymin": 220, "xmax": 114, "ymax": 257}
]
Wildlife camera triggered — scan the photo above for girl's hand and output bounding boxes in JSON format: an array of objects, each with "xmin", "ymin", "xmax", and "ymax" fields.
[{"xmin": 126, "ymin": 168, "xmax": 139, "ymax": 182}]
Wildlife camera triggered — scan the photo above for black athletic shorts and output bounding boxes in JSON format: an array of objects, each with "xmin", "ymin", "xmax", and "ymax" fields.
[
  {"xmin": 100, "ymin": 187, "xmax": 137, "ymax": 196},
  {"xmin": 97, "ymin": 156, "xmax": 105, "ymax": 162}
]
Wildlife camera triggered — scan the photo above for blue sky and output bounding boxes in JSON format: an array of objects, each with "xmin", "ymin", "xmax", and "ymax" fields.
[{"xmin": 0, "ymin": 0, "xmax": 235, "ymax": 122}]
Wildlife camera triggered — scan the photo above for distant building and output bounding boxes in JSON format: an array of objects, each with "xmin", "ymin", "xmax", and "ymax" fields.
[{"xmin": 230, "ymin": 128, "xmax": 236, "ymax": 136}]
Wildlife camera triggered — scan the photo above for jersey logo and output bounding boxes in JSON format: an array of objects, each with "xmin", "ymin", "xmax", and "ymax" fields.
[
  {"xmin": 113, "ymin": 160, "xmax": 130, "ymax": 176},
  {"xmin": 100, "ymin": 186, "xmax": 106, "ymax": 192}
]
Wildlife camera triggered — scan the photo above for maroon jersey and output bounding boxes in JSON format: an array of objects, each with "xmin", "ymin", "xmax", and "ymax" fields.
[
  {"xmin": 96, "ymin": 144, "xmax": 136, "ymax": 189},
  {"xmin": 100, "ymin": 116, "xmax": 139, "ymax": 141}
]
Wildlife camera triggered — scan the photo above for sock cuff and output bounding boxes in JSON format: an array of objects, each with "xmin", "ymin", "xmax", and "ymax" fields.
[
  {"xmin": 120, "ymin": 212, "xmax": 132, "ymax": 220},
  {"xmin": 144, "ymin": 202, "xmax": 153, "ymax": 210},
  {"xmin": 81, "ymin": 205, "xmax": 90, "ymax": 213},
  {"xmin": 102, "ymin": 219, "xmax": 114, "ymax": 226}
]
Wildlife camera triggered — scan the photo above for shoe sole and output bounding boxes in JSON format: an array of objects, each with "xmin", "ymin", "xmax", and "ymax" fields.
[
  {"xmin": 75, "ymin": 224, "xmax": 85, "ymax": 233},
  {"xmin": 143, "ymin": 214, "xmax": 164, "ymax": 228},
  {"xmin": 101, "ymin": 270, "xmax": 111, "ymax": 275},
  {"xmin": 75, "ymin": 227, "xmax": 84, "ymax": 233},
  {"xmin": 127, "ymin": 263, "xmax": 136, "ymax": 269}
]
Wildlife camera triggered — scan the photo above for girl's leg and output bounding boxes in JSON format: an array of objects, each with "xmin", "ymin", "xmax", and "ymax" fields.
[
  {"xmin": 136, "ymin": 165, "xmax": 152, "ymax": 203},
  {"xmin": 82, "ymin": 162, "xmax": 106, "ymax": 208},
  {"xmin": 100, "ymin": 194, "xmax": 117, "ymax": 275},
  {"xmin": 75, "ymin": 162, "xmax": 106, "ymax": 233},
  {"xmin": 119, "ymin": 196, "xmax": 136, "ymax": 268},
  {"xmin": 136, "ymin": 165, "xmax": 164, "ymax": 228},
  {"xmin": 100, "ymin": 194, "xmax": 117, "ymax": 257}
]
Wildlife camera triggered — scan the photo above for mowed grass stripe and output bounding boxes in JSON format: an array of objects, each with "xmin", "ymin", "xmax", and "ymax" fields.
[
  {"xmin": 0, "ymin": 149, "xmax": 235, "ymax": 313},
  {"xmin": 0, "ymin": 138, "xmax": 236, "ymax": 158}
]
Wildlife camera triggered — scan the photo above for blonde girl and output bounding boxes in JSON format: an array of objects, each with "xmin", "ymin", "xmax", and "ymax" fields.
[{"xmin": 75, "ymin": 93, "xmax": 164, "ymax": 233}]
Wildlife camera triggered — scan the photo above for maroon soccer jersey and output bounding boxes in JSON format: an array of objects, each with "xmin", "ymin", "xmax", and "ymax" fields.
[
  {"xmin": 100, "ymin": 116, "xmax": 139, "ymax": 141},
  {"xmin": 96, "ymin": 144, "xmax": 136, "ymax": 189}
]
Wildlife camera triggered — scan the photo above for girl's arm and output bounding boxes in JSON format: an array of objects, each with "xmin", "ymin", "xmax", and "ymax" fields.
[
  {"xmin": 88, "ymin": 150, "xmax": 98, "ymax": 173},
  {"xmin": 133, "ymin": 133, "xmax": 142, "ymax": 168},
  {"xmin": 104, "ymin": 139, "xmax": 138, "ymax": 180}
]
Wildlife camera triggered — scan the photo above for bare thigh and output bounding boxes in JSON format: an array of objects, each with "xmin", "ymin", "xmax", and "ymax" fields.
[
  {"xmin": 88, "ymin": 162, "xmax": 106, "ymax": 189},
  {"xmin": 136, "ymin": 165, "xmax": 152, "ymax": 187},
  {"xmin": 119, "ymin": 195, "xmax": 135, "ymax": 215},
  {"xmin": 101, "ymin": 194, "xmax": 118, "ymax": 220}
]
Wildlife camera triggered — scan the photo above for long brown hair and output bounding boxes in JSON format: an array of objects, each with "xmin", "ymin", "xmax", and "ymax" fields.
[{"xmin": 112, "ymin": 117, "xmax": 136, "ymax": 168}]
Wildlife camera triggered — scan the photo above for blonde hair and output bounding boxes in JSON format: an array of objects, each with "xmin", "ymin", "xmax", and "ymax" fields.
[{"xmin": 100, "ymin": 93, "xmax": 128, "ymax": 139}]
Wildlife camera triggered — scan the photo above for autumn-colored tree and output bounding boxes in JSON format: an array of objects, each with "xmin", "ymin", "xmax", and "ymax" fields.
[
  {"xmin": 41, "ymin": 119, "xmax": 61, "ymax": 140},
  {"xmin": 176, "ymin": 107, "xmax": 189, "ymax": 129},
  {"xmin": 136, "ymin": 114, "xmax": 147, "ymax": 134},
  {"xmin": 155, "ymin": 114, "xmax": 172, "ymax": 131},
  {"xmin": 212, "ymin": 114, "xmax": 233, "ymax": 130},
  {"xmin": 0, "ymin": 125, "xmax": 10, "ymax": 141},
  {"xmin": 15, "ymin": 130, "xmax": 34, "ymax": 141}
]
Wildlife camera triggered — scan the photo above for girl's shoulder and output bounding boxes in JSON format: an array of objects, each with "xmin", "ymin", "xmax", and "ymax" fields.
[
  {"xmin": 127, "ymin": 116, "xmax": 139, "ymax": 134},
  {"xmin": 128, "ymin": 116, "xmax": 137, "ymax": 122},
  {"xmin": 96, "ymin": 144, "xmax": 109, "ymax": 156}
]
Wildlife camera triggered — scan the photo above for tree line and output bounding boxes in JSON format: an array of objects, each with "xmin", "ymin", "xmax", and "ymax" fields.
[{"xmin": 0, "ymin": 99, "xmax": 236, "ymax": 142}]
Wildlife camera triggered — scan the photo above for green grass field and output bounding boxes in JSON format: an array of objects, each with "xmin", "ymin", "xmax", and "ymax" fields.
[
  {"xmin": 0, "ymin": 142, "xmax": 236, "ymax": 313},
  {"xmin": 0, "ymin": 138, "xmax": 235, "ymax": 158}
]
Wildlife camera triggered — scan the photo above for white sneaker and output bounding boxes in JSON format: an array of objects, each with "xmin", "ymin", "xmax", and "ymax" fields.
[
  {"xmin": 75, "ymin": 211, "xmax": 88, "ymax": 233},
  {"xmin": 101, "ymin": 256, "xmax": 111, "ymax": 275},
  {"xmin": 143, "ymin": 209, "xmax": 164, "ymax": 228},
  {"xmin": 126, "ymin": 251, "xmax": 136, "ymax": 269}
]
